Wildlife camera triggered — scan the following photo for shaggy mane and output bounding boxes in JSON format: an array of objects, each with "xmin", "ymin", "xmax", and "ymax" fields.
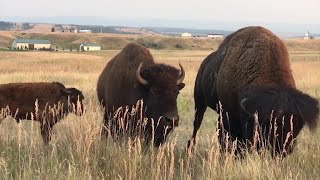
[{"xmin": 140, "ymin": 64, "xmax": 181, "ymax": 85}]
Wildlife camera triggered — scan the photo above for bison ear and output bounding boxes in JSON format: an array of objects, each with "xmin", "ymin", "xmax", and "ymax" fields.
[
  {"xmin": 66, "ymin": 88, "xmax": 83, "ymax": 99},
  {"xmin": 177, "ymin": 83, "xmax": 185, "ymax": 90},
  {"xmin": 61, "ymin": 88, "xmax": 79, "ymax": 98},
  {"xmin": 239, "ymin": 87, "xmax": 278, "ymax": 117},
  {"xmin": 61, "ymin": 88, "xmax": 72, "ymax": 97},
  {"xmin": 291, "ymin": 90, "xmax": 319, "ymax": 130}
]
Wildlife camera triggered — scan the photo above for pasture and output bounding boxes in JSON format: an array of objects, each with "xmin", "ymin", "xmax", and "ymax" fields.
[{"xmin": 0, "ymin": 49, "xmax": 320, "ymax": 179}]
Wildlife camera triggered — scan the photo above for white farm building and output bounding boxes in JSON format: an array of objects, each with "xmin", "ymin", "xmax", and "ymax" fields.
[
  {"xmin": 181, "ymin": 32, "xmax": 192, "ymax": 37},
  {"xmin": 207, "ymin": 34, "xmax": 224, "ymax": 39},
  {"xmin": 11, "ymin": 39, "xmax": 51, "ymax": 50},
  {"xmin": 78, "ymin": 30, "xmax": 92, "ymax": 33},
  {"xmin": 80, "ymin": 43, "xmax": 101, "ymax": 51}
]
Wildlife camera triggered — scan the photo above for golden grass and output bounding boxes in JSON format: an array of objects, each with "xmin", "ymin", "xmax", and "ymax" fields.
[{"xmin": 0, "ymin": 49, "xmax": 320, "ymax": 179}]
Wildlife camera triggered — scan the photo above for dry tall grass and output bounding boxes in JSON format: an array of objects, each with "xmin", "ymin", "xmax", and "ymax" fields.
[{"xmin": 0, "ymin": 50, "xmax": 320, "ymax": 179}]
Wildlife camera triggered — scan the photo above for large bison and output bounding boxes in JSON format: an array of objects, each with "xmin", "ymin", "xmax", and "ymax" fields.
[
  {"xmin": 97, "ymin": 43, "xmax": 185, "ymax": 146},
  {"xmin": 0, "ymin": 82, "xmax": 84, "ymax": 145},
  {"xmin": 188, "ymin": 26, "xmax": 319, "ymax": 157}
]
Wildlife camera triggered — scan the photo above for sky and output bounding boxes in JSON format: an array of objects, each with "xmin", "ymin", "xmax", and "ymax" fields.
[{"xmin": 1, "ymin": 0, "xmax": 320, "ymax": 33}]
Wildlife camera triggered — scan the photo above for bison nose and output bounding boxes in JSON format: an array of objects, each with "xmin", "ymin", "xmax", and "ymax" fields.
[{"xmin": 164, "ymin": 116, "xmax": 180, "ymax": 127}]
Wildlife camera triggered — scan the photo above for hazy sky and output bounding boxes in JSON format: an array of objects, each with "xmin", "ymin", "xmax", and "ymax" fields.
[{"xmin": 1, "ymin": 0, "xmax": 320, "ymax": 32}]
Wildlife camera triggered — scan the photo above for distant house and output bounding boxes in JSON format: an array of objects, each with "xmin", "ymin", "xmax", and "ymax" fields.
[
  {"xmin": 78, "ymin": 30, "xmax": 92, "ymax": 33},
  {"xmin": 207, "ymin": 34, "xmax": 224, "ymax": 39},
  {"xmin": 11, "ymin": 39, "xmax": 51, "ymax": 50},
  {"xmin": 181, "ymin": 32, "xmax": 192, "ymax": 37},
  {"xmin": 80, "ymin": 43, "xmax": 101, "ymax": 51}
]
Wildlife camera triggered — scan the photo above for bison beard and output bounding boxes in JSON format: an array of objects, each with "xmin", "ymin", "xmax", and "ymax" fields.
[{"xmin": 188, "ymin": 26, "xmax": 319, "ymax": 158}]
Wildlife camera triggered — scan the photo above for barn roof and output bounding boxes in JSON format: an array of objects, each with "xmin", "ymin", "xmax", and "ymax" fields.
[
  {"xmin": 14, "ymin": 39, "xmax": 51, "ymax": 44},
  {"xmin": 81, "ymin": 43, "xmax": 100, "ymax": 47}
]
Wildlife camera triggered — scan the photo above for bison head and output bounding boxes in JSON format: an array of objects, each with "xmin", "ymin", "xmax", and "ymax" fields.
[
  {"xmin": 61, "ymin": 87, "xmax": 85, "ymax": 116},
  {"xmin": 239, "ymin": 86, "xmax": 319, "ymax": 157},
  {"xmin": 136, "ymin": 63, "xmax": 185, "ymax": 146}
]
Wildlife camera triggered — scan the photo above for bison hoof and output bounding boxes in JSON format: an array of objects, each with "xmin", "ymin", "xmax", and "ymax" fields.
[{"xmin": 187, "ymin": 139, "xmax": 196, "ymax": 152}]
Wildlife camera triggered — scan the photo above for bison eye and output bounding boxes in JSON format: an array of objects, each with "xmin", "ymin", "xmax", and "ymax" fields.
[{"xmin": 150, "ymin": 88, "xmax": 159, "ymax": 96}]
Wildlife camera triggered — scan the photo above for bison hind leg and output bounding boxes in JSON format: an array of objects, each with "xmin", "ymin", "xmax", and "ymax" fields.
[
  {"xmin": 40, "ymin": 123, "xmax": 53, "ymax": 146},
  {"xmin": 187, "ymin": 105, "xmax": 207, "ymax": 149},
  {"xmin": 101, "ymin": 111, "xmax": 116, "ymax": 140}
]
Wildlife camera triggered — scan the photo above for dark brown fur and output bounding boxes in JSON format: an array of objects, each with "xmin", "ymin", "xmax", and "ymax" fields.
[
  {"xmin": 189, "ymin": 26, "xmax": 319, "ymax": 157},
  {"xmin": 0, "ymin": 82, "xmax": 84, "ymax": 145},
  {"xmin": 97, "ymin": 43, "xmax": 185, "ymax": 146}
]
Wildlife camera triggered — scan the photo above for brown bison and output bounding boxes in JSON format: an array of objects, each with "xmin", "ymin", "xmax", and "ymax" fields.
[
  {"xmin": 188, "ymin": 26, "xmax": 319, "ymax": 157},
  {"xmin": 97, "ymin": 43, "xmax": 185, "ymax": 146},
  {"xmin": 0, "ymin": 82, "xmax": 84, "ymax": 145}
]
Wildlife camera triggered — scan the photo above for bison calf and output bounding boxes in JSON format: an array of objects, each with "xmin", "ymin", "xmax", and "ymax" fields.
[{"xmin": 0, "ymin": 82, "xmax": 84, "ymax": 145}]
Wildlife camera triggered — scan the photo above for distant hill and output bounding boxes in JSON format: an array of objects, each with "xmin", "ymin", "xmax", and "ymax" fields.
[
  {"xmin": 0, "ymin": 21, "xmax": 232, "ymax": 50},
  {"xmin": 0, "ymin": 21, "xmax": 12, "ymax": 30},
  {"xmin": 0, "ymin": 20, "xmax": 319, "ymax": 51},
  {"xmin": 313, "ymin": 34, "xmax": 320, "ymax": 38},
  {"xmin": 0, "ymin": 21, "xmax": 33, "ymax": 31},
  {"xmin": 147, "ymin": 27, "xmax": 232, "ymax": 36},
  {"xmin": 0, "ymin": 31, "xmax": 223, "ymax": 50},
  {"xmin": 3, "ymin": 16, "xmax": 320, "ymax": 35},
  {"xmin": 0, "ymin": 20, "xmax": 231, "ymax": 36},
  {"xmin": 75, "ymin": 25, "xmax": 232, "ymax": 37},
  {"xmin": 1, "ymin": 30, "xmax": 320, "ymax": 51},
  {"xmin": 5, "ymin": 21, "xmax": 310, "ymax": 39}
]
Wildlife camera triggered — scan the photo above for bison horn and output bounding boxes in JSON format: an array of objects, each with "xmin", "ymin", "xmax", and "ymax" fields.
[
  {"xmin": 136, "ymin": 63, "xmax": 149, "ymax": 85},
  {"xmin": 177, "ymin": 63, "xmax": 185, "ymax": 84},
  {"xmin": 240, "ymin": 98, "xmax": 254, "ymax": 115},
  {"xmin": 240, "ymin": 98, "xmax": 248, "ymax": 112}
]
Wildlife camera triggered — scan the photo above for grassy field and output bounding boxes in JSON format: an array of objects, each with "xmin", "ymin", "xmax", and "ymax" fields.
[{"xmin": 0, "ymin": 48, "xmax": 320, "ymax": 179}]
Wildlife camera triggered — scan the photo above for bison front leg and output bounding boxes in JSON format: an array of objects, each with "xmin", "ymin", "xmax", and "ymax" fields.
[
  {"xmin": 101, "ymin": 111, "xmax": 111, "ymax": 139},
  {"xmin": 40, "ymin": 120, "xmax": 54, "ymax": 145},
  {"xmin": 0, "ymin": 116, "xmax": 5, "ymax": 124},
  {"xmin": 0, "ymin": 106, "xmax": 11, "ymax": 124},
  {"xmin": 218, "ymin": 113, "xmax": 245, "ymax": 157},
  {"xmin": 217, "ymin": 112, "xmax": 231, "ymax": 152}
]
